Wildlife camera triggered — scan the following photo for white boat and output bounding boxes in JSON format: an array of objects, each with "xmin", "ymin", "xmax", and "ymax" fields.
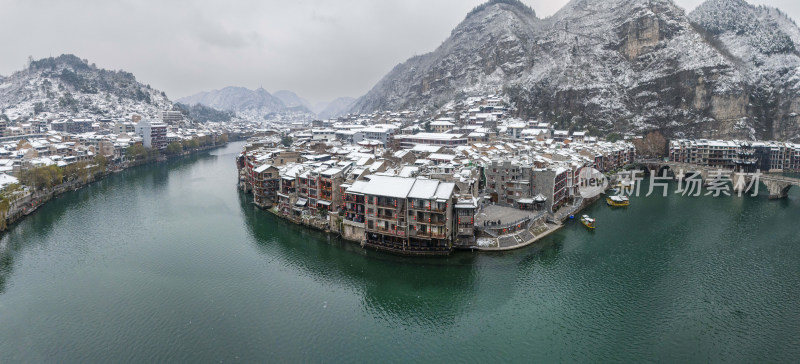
[{"xmin": 581, "ymin": 215, "xmax": 596, "ymax": 229}]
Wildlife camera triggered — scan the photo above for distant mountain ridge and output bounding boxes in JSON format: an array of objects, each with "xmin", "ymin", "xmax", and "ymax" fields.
[
  {"xmin": 178, "ymin": 87, "xmax": 353, "ymax": 120},
  {"xmin": 314, "ymin": 97, "xmax": 356, "ymax": 119},
  {"xmin": 350, "ymin": 0, "xmax": 800, "ymax": 141},
  {"xmin": 174, "ymin": 102, "xmax": 235, "ymax": 123},
  {"xmin": 176, "ymin": 86, "xmax": 291, "ymax": 120},
  {"xmin": 273, "ymin": 90, "xmax": 313, "ymax": 111}
]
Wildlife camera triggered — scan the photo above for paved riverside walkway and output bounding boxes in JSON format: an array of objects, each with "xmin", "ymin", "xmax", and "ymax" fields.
[
  {"xmin": 472, "ymin": 222, "xmax": 563, "ymax": 252},
  {"xmin": 471, "ymin": 195, "xmax": 597, "ymax": 251},
  {"xmin": 475, "ymin": 205, "xmax": 538, "ymax": 227}
]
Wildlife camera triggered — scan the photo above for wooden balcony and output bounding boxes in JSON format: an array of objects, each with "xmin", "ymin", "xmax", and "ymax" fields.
[
  {"xmin": 410, "ymin": 205, "xmax": 446, "ymax": 213},
  {"xmin": 376, "ymin": 227, "xmax": 406, "ymax": 237}
]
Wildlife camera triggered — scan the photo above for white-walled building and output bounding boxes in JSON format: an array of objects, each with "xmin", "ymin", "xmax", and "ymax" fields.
[{"xmin": 135, "ymin": 119, "xmax": 168, "ymax": 149}]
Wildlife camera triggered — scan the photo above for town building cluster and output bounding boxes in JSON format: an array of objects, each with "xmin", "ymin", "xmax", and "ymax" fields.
[
  {"xmin": 669, "ymin": 139, "xmax": 800, "ymax": 172},
  {"xmin": 0, "ymin": 111, "xmax": 246, "ymax": 187},
  {"xmin": 238, "ymin": 96, "xmax": 636, "ymax": 255}
]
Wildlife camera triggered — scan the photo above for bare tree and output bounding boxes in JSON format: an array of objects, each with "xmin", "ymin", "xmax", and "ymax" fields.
[{"xmin": 633, "ymin": 131, "xmax": 667, "ymax": 158}]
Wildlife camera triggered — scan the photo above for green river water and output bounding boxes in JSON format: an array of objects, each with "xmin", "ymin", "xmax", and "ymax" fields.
[{"xmin": 0, "ymin": 142, "xmax": 798, "ymax": 362}]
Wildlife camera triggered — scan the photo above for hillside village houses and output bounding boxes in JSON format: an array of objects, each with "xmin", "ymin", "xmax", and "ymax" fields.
[{"xmin": 238, "ymin": 96, "xmax": 637, "ymax": 256}]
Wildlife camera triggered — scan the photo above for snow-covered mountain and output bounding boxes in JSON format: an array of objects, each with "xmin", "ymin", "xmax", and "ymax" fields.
[
  {"xmin": 179, "ymin": 87, "xmax": 357, "ymax": 121},
  {"xmin": 177, "ymin": 87, "xmax": 285, "ymax": 118},
  {"xmin": 351, "ymin": 0, "xmax": 539, "ymax": 116},
  {"xmin": 177, "ymin": 86, "xmax": 316, "ymax": 121},
  {"xmin": 0, "ymin": 54, "xmax": 172, "ymax": 121},
  {"xmin": 314, "ymin": 97, "xmax": 356, "ymax": 119},
  {"xmin": 690, "ymin": 0, "xmax": 800, "ymax": 140},
  {"xmin": 273, "ymin": 90, "xmax": 313, "ymax": 111},
  {"xmin": 351, "ymin": 0, "xmax": 800, "ymax": 141}
]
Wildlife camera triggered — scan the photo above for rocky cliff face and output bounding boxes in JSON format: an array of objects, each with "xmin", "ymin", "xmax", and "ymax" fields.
[
  {"xmin": 690, "ymin": 0, "xmax": 800, "ymax": 140},
  {"xmin": 352, "ymin": 0, "xmax": 800, "ymax": 141}
]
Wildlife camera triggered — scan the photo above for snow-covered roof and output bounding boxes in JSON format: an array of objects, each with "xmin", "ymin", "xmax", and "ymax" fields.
[
  {"xmin": 408, "ymin": 179, "xmax": 440, "ymax": 199},
  {"xmin": 254, "ymin": 164, "xmax": 274, "ymax": 173},
  {"xmin": 428, "ymin": 153, "xmax": 456, "ymax": 161},
  {"xmin": 411, "ymin": 145, "xmax": 442, "ymax": 153},
  {"xmin": 359, "ymin": 175, "xmax": 416, "ymax": 198},
  {"xmin": 0, "ymin": 173, "xmax": 18, "ymax": 189}
]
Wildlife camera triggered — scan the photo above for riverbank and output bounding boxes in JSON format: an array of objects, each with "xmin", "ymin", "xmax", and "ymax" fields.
[
  {"xmin": 2, "ymin": 142, "xmax": 230, "ymax": 232},
  {"xmin": 248, "ymin": 191, "xmax": 602, "ymax": 256}
]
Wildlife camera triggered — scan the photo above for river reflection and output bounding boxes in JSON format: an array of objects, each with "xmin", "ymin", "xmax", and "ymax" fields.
[
  {"xmin": 238, "ymin": 195, "xmax": 493, "ymax": 328},
  {"xmin": 235, "ymin": 187, "xmax": 589, "ymax": 335}
]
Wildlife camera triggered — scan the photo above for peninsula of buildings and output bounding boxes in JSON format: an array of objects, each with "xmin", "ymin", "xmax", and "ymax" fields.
[
  {"xmin": 238, "ymin": 96, "xmax": 638, "ymax": 256},
  {"xmin": 238, "ymin": 92, "xmax": 800, "ymax": 256}
]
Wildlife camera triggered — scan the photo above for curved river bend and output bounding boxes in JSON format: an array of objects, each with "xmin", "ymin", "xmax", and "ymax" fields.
[{"xmin": 0, "ymin": 142, "xmax": 798, "ymax": 362}]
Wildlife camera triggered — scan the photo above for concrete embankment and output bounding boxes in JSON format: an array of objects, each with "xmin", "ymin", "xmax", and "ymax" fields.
[{"xmin": 471, "ymin": 222, "xmax": 563, "ymax": 252}]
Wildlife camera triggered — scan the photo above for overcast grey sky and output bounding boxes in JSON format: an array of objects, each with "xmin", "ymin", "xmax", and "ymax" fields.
[{"xmin": 1, "ymin": 0, "xmax": 797, "ymax": 103}]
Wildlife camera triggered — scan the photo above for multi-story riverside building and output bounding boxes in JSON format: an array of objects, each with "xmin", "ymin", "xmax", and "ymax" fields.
[
  {"xmin": 454, "ymin": 197, "xmax": 478, "ymax": 247},
  {"xmin": 590, "ymin": 142, "xmax": 636, "ymax": 172},
  {"xmin": 135, "ymin": 119, "xmax": 167, "ymax": 150},
  {"xmin": 343, "ymin": 176, "xmax": 457, "ymax": 255},
  {"xmin": 252, "ymin": 164, "xmax": 279, "ymax": 208},
  {"xmin": 315, "ymin": 167, "xmax": 344, "ymax": 212},
  {"xmin": 669, "ymin": 139, "xmax": 800, "ymax": 172}
]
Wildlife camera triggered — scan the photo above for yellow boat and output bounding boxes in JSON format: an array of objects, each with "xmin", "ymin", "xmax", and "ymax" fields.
[
  {"xmin": 581, "ymin": 215, "xmax": 596, "ymax": 230},
  {"xmin": 606, "ymin": 195, "xmax": 630, "ymax": 207}
]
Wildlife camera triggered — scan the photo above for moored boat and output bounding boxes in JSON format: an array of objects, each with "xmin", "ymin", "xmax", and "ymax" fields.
[
  {"xmin": 581, "ymin": 215, "xmax": 596, "ymax": 230},
  {"xmin": 606, "ymin": 195, "xmax": 630, "ymax": 207}
]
